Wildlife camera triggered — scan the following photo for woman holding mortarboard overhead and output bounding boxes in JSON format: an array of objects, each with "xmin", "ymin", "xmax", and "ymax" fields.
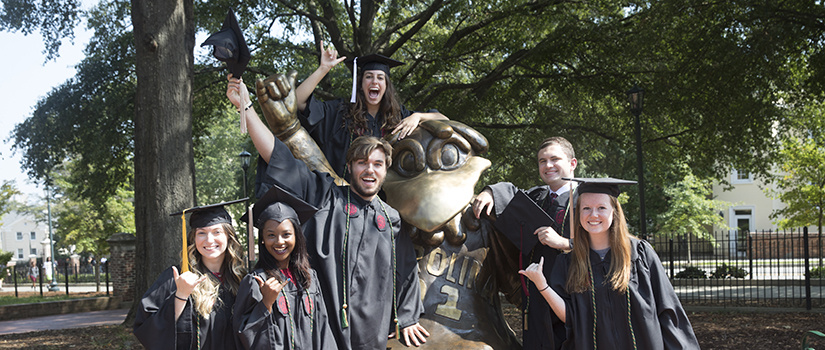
[
  {"xmin": 230, "ymin": 46, "xmax": 448, "ymax": 180},
  {"xmin": 234, "ymin": 184, "xmax": 335, "ymax": 349},
  {"xmin": 134, "ymin": 199, "xmax": 247, "ymax": 350},
  {"xmin": 519, "ymin": 178, "xmax": 700, "ymax": 350}
]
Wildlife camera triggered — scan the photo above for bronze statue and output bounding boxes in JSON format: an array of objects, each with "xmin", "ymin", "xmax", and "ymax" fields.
[{"xmin": 256, "ymin": 72, "xmax": 522, "ymax": 349}]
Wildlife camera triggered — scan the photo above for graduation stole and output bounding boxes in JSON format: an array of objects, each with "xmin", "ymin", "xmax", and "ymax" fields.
[{"xmin": 341, "ymin": 190, "xmax": 399, "ymax": 336}]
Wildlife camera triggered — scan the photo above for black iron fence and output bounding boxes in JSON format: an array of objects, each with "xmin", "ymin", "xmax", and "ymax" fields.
[
  {"xmin": 1, "ymin": 260, "xmax": 110, "ymax": 298},
  {"xmin": 649, "ymin": 227, "xmax": 824, "ymax": 309}
]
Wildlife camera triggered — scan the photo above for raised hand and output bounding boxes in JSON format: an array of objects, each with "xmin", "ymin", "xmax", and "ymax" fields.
[
  {"xmin": 253, "ymin": 275, "xmax": 290, "ymax": 313},
  {"xmin": 320, "ymin": 41, "xmax": 346, "ymax": 72},
  {"xmin": 518, "ymin": 256, "xmax": 547, "ymax": 288},
  {"xmin": 256, "ymin": 71, "xmax": 299, "ymax": 138},
  {"xmin": 172, "ymin": 266, "xmax": 207, "ymax": 300}
]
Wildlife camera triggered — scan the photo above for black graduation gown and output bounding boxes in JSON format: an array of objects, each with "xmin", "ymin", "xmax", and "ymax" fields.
[
  {"xmin": 550, "ymin": 238, "xmax": 700, "ymax": 350},
  {"xmin": 256, "ymin": 136, "xmax": 424, "ymax": 350},
  {"xmin": 133, "ymin": 267, "xmax": 238, "ymax": 350},
  {"xmin": 299, "ymin": 95, "xmax": 412, "ymax": 178},
  {"xmin": 234, "ymin": 268, "xmax": 335, "ymax": 349},
  {"xmin": 487, "ymin": 182, "xmax": 570, "ymax": 349}
]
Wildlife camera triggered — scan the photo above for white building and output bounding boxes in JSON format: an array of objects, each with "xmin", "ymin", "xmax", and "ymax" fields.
[
  {"xmin": 0, "ymin": 211, "xmax": 48, "ymax": 264},
  {"xmin": 712, "ymin": 168, "xmax": 820, "ymax": 258}
]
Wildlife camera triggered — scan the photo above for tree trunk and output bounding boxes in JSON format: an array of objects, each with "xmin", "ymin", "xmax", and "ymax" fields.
[{"xmin": 128, "ymin": 0, "xmax": 196, "ymax": 324}]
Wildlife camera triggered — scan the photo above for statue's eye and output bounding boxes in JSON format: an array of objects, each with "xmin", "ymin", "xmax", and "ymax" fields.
[
  {"xmin": 441, "ymin": 144, "xmax": 459, "ymax": 169},
  {"xmin": 393, "ymin": 139, "xmax": 426, "ymax": 178},
  {"xmin": 427, "ymin": 135, "xmax": 470, "ymax": 171}
]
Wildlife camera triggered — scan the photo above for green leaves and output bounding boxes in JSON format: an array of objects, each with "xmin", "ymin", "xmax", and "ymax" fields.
[{"xmin": 0, "ymin": 181, "xmax": 20, "ymax": 220}]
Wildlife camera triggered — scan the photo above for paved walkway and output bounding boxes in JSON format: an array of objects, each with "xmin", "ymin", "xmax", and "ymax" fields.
[{"xmin": 0, "ymin": 308, "xmax": 129, "ymax": 335}]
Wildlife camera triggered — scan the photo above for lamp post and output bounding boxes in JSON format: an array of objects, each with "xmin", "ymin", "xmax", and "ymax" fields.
[
  {"xmin": 238, "ymin": 150, "xmax": 252, "ymax": 269},
  {"xmin": 627, "ymin": 84, "xmax": 647, "ymax": 240}
]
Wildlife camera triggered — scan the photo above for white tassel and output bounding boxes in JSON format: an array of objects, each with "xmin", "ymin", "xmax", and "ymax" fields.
[
  {"xmin": 240, "ymin": 105, "xmax": 248, "ymax": 134},
  {"xmin": 350, "ymin": 57, "xmax": 358, "ymax": 103}
]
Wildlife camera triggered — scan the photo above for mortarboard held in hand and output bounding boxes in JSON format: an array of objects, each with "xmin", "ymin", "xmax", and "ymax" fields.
[
  {"xmin": 201, "ymin": 8, "xmax": 250, "ymax": 79},
  {"xmin": 494, "ymin": 191, "xmax": 555, "ymax": 255},
  {"xmin": 170, "ymin": 198, "xmax": 247, "ymax": 273},
  {"xmin": 347, "ymin": 53, "xmax": 404, "ymax": 103},
  {"xmin": 563, "ymin": 177, "xmax": 637, "ymax": 197}
]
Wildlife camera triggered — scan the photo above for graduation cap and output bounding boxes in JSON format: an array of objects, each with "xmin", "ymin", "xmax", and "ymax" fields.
[
  {"xmin": 563, "ymin": 177, "xmax": 637, "ymax": 197},
  {"xmin": 200, "ymin": 9, "xmax": 250, "ymax": 79},
  {"xmin": 241, "ymin": 184, "xmax": 318, "ymax": 231},
  {"xmin": 493, "ymin": 191, "xmax": 555, "ymax": 255},
  {"xmin": 348, "ymin": 53, "xmax": 405, "ymax": 103},
  {"xmin": 170, "ymin": 198, "xmax": 248, "ymax": 272}
]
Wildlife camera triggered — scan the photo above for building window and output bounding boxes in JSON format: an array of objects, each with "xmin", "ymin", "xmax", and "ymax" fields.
[
  {"xmin": 731, "ymin": 169, "xmax": 753, "ymax": 184},
  {"xmin": 30, "ymin": 248, "xmax": 37, "ymax": 256},
  {"xmin": 17, "ymin": 249, "xmax": 23, "ymax": 259},
  {"xmin": 16, "ymin": 232, "xmax": 22, "ymax": 240},
  {"xmin": 30, "ymin": 232, "xmax": 36, "ymax": 240}
]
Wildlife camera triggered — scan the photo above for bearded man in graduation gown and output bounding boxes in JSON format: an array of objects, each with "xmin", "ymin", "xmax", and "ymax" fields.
[
  {"xmin": 232, "ymin": 77, "xmax": 428, "ymax": 349},
  {"xmin": 472, "ymin": 137, "xmax": 578, "ymax": 349}
]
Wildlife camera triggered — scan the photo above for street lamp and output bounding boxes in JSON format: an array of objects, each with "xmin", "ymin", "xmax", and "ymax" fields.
[
  {"xmin": 238, "ymin": 150, "xmax": 252, "ymax": 269},
  {"xmin": 627, "ymin": 84, "xmax": 647, "ymax": 240}
]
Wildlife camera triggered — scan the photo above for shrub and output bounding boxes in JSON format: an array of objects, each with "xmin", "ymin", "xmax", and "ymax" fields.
[
  {"xmin": 675, "ymin": 266, "xmax": 707, "ymax": 279},
  {"xmin": 810, "ymin": 266, "xmax": 825, "ymax": 278},
  {"xmin": 710, "ymin": 263, "xmax": 748, "ymax": 278}
]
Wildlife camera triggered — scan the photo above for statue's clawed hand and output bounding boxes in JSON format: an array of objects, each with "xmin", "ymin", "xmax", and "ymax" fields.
[{"xmin": 256, "ymin": 70, "xmax": 299, "ymax": 137}]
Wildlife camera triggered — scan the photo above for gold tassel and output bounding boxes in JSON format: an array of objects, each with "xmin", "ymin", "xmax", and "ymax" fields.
[
  {"xmin": 341, "ymin": 304, "xmax": 349, "ymax": 328},
  {"xmin": 524, "ymin": 310, "xmax": 528, "ymax": 331},
  {"xmin": 395, "ymin": 318, "xmax": 400, "ymax": 339}
]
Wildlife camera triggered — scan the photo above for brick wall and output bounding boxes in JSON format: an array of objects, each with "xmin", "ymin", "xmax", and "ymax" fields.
[
  {"xmin": 107, "ymin": 233, "xmax": 136, "ymax": 303},
  {"xmin": 749, "ymin": 231, "xmax": 824, "ymax": 259}
]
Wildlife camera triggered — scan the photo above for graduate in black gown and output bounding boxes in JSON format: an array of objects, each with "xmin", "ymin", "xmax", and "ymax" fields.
[
  {"xmin": 292, "ymin": 47, "xmax": 447, "ymax": 178},
  {"xmin": 229, "ymin": 75, "xmax": 428, "ymax": 348},
  {"xmin": 134, "ymin": 200, "xmax": 247, "ymax": 350},
  {"xmin": 519, "ymin": 178, "xmax": 700, "ymax": 350},
  {"xmin": 472, "ymin": 137, "xmax": 578, "ymax": 349},
  {"xmin": 234, "ymin": 184, "xmax": 335, "ymax": 350}
]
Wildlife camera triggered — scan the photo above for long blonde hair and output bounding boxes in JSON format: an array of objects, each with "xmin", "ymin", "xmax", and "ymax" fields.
[
  {"xmin": 186, "ymin": 223, "xmax": 245, "ymax": 317},
  {"xmin": 566, "ymin": 195, "xmax": 634, "ymax": 294}
]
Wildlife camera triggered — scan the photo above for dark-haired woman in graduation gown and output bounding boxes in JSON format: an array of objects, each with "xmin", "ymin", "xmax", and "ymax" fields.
[
  {"xmin": 134, "ymin": 204, "xmax": 246, "ymax": 350},
  {"xmin": 290, "ymin": 45, "xmax": 447, "ymax": 179},
  {"xmin": 234, "ymin": 188, "xmax": 335, "ymax": 349},
  {"xmin": 520, "ymin": 179, "xmax": 700, "ymax": 350}
]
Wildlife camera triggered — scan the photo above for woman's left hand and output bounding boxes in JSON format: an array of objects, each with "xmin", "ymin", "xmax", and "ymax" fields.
[{"xmin": 392, "ymin": 113, "xmax": 422, "ymax": 140}]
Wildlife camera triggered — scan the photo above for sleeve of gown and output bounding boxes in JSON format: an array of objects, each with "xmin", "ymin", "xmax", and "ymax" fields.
[
  {"xmin": 311, "ymin": 270, "xmax": 337, "ymax": 349},
  {"xmin": 133, "ymin": 267, "xmax": 192, "ymax": 350},
  {"xmin": 233, "ymin": 273, "xmax": 279, "ymax": 350},
  {"xmin": 299, "ymin": 94, "xmax": 344, "ymax": 142},
  {"xmin": 393, "ymin": 210, "xmax": 424, "ymax": 328},
  {"xmin": 255, "ymin": 130, "xmax": 336, "ymax": 207},
  {"xmin": 486, "ymin": 182, "xmax": 519, "ymax": 217},
  {"xmin": 641, "ymin": 242, "xmax": 700, "ymax": 349},
  {"xmin": 550, "ymin": 254, "xmax": 576, "ymax": 344}
]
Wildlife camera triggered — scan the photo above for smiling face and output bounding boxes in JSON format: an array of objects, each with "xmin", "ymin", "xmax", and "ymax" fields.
[
  {"xmin": 194, "ymin": 223, "xmax": 229, "ymax": 266},
  {"xmin": 537, "ymin": 143, "xmax": 577, "ymax": 191},
  {"xmin": 578, "ymin": 193, "xmax": 615, "ymax": 238},
  {"xmin": 348, "ymin": 148, "xmax": 388, "ymax": 201},
  {"xmin": 262, "ymin": 219, "xmax": 296, "ymax": 270},
  {"xmin": 361, "ymin": 69, "xmax": 387, "ymax": 110}
]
